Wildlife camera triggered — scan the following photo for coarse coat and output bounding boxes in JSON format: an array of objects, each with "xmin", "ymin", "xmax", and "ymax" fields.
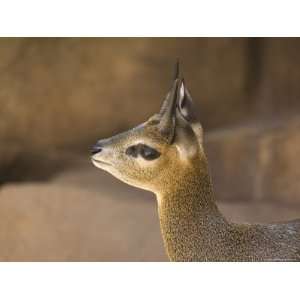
[{"xmin": 91, "ymin": 64, "xmax": 300, "ymax": 261}]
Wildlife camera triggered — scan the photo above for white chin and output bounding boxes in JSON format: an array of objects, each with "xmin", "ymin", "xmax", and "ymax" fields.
[
  {"xmin": 91, "ymin": 160, "xmax": 102, "ymax": 169},
  {"xmin": 91, "ymin": 158, "xmax": 111, "ymax": 171}
]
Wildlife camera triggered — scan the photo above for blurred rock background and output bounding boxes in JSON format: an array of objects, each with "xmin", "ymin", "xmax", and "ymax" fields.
[{"xmin": 0, "ymin": 38, "xmax": 300, "ymax": 261}]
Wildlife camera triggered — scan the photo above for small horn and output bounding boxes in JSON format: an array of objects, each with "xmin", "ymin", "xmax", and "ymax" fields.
[
  {"xmin": 157, "ymin": 61, "xmax": 184, "ymax": 143},
  {"xmin": 158, "ymin": 78, "xmax": 180, "ymax": 143}
]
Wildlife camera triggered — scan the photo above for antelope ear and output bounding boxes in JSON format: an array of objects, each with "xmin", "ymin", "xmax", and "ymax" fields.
[
  {"xmin": 174, "ymin": 111, "xmax": 199, "ymax": 160},
  {"xmin": 177, "ymin": 80, "xmax": 197, "ymax": 122},
  {"xmin": 174, "ymin": 80, "xmax": 203, "ymax": 156}
]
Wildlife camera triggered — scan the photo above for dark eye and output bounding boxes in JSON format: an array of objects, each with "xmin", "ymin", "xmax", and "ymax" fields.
[
  {"xmin": 125, "ymin": 144, "xmax": 161, "ymax": 160},
  {"xmin": 139, "ymin": 145, "xmax": 161, "ymax": 160},
  {"xmin": 125, "ymin": 145, "xmax": 139, "ymax": 158}
]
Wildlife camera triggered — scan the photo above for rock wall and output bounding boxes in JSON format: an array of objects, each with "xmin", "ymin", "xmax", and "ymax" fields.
[
  {"xmin": 0, "ymin": 38, "xmax": 250, "ymax": 147},
  {"xmin": 2, "ymin": 38, "xmax": 300, "ymax": 205},
  {"xmin": 206, "ymin": 117, "xmax": 300, "ymax": 205}
]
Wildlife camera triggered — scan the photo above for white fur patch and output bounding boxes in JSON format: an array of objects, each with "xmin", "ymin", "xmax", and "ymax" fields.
[
  {"xmin": 179, "ymin": 82, "xmax": 185, "ymax": 101},
  {"xmin": 175, "ymin": 143, "xmax": 197, "ymax": 161}
]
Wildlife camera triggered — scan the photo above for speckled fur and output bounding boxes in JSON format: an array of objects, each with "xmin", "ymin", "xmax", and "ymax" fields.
[
  {"xmin": 157, "ymin": 150, "xmax": 300, "ymax": 261},
  {"xmin": 91, "ymin": 74, "xmax": 300, "ymax": 262}
]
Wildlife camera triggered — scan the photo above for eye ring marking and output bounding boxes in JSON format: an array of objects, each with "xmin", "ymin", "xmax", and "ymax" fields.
[{"xmin": 125, "ymin": 144, "xmax": 161, "ymax": 161}]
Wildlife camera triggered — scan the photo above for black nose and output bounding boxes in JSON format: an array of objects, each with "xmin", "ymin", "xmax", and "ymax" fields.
[{"xmin": 91, "ymin": 142, "xmax": 103, "ymax": 155}]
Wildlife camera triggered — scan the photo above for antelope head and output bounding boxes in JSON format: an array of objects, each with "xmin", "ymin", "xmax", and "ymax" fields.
[{"xmin": 91, "ymin": 62, "xmax": 205, "ymax": 195}]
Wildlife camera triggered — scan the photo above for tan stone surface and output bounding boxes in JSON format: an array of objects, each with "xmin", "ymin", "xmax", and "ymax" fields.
[
  {"xmin": 257, "ymin": 119, "xmax": 300, "ymax": 204},
  {"xmin": 206, "ymin": 118, "xmax": 300, "ymax": 205},
  {"xmin": 206, "ymin": 126, "xmax": 258, "ymax": 203},
  {"xmin": 258, "ymin": 38, "xmax": 300, "ymax": 117},
  {"xmin": 0, "ymin": 160, "xmax": 299, "ymax": 261}
]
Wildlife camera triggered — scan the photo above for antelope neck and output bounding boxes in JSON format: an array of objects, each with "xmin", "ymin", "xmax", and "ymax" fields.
[{"xmin": 156, "ymin": 158, "xmax": 232, "ymax": 261}]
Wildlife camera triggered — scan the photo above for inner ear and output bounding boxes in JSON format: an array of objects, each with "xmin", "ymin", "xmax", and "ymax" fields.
[
  {"xmin": 174, "ymin": 81, "xmax": 204, "ymax": 157},
  {"xmin": 177, "ymin": 82, "xmax": 187, "ymax": 117},
  {"xmin": 177, "ymin": 81, "xmax": 196, "ymax": 122}
]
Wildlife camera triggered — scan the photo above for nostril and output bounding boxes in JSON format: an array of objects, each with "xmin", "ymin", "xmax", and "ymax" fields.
[{"xmin": 91, "ymin": 144, "xmax": 102, "ymax": 155}]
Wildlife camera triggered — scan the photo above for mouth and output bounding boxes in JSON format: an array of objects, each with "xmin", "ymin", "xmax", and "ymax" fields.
[{"xmin": 91, "ymin": 157, "xmax": 112, "ymax": 166}]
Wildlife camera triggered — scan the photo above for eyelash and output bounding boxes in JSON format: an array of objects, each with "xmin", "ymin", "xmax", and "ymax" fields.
[{"xmin": 125, "ymin": 144, "xmax": 161, "ymax": 160}]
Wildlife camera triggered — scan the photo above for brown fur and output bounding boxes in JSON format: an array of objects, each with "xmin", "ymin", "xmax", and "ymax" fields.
[
  {"xmin": 91, "ymin": 69, "xmax": 300, "ymax": 262},
  {"xmin": 157, "ymin": 151, "xmax": 300, "ymax": 261}
]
